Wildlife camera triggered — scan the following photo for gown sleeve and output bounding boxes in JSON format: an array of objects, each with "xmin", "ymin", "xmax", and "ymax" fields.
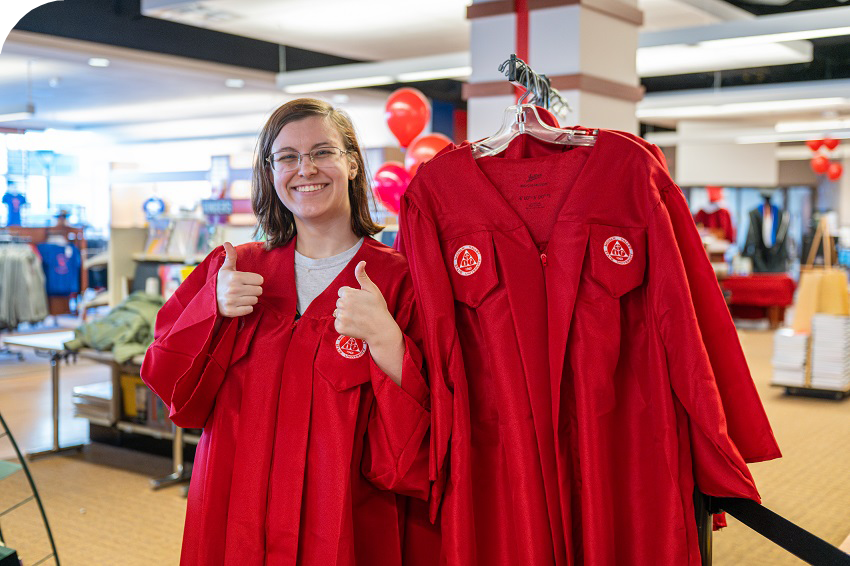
[
  {"xmin": 648, "ymin": 191, "xmax": 768, "ymax": 502},
  {"xmin": 140, "ymin": 245, "xmax": 240, "ymax": 429},
  {"xmin": 659, "ymin": 185, "xmax": 780, "ymax": 463},
  {"xmin": 362, "ymin": 280, "xmax": 431, "ymax": 500},
  {"xmin": 397, "ymin": 193, "xmax": 472, "ymax": 521}
]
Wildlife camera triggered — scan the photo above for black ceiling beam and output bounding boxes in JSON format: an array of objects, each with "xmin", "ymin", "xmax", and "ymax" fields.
[{"xmin": 719, "ymin": 0, "xmax": 847, "ymax": 17}]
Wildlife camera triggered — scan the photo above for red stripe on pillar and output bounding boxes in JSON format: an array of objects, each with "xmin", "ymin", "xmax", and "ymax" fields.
[
  {"xmin": 515, "ymin": 0, "xmax": 529, "ymax": 102},
  {"xmin": 453, "ymin": 109, "xmax": 468, "ymax": 143}
]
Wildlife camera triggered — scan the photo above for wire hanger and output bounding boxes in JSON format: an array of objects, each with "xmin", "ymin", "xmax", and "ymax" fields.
[{"xmin": 471, "ymin": 55, "xmax": 598, "ymax": 159}]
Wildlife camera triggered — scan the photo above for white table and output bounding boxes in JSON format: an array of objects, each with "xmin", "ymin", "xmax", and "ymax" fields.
[{"xmin": 2, "ymin": 331, "xmax": 81, "ymax": 459}]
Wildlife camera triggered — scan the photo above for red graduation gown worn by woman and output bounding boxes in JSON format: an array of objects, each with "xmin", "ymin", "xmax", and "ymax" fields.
[
  {"xmin": 141, "ymin": 237, "xmax": 432, "ymax": 566},
  {"xmin": 397, "ymin": 130, "xmax": 780, "ymax": 565}
]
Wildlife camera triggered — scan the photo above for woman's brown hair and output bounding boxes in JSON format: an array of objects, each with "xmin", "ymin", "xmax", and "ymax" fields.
[{"xmin": 252, "ymin": 98, "xmax": 383, "ymax": 249}]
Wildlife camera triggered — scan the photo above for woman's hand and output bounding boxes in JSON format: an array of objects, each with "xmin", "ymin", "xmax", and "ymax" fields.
[
  {"xmin": 335, "ymin": 261, "xmax": 404, "ymax": 384},
  {"xmin": 216, "ymin": 242, "xmax": 264, "ymax": 317}
]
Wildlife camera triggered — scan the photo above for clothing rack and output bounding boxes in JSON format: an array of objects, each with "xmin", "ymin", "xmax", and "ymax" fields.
[
  {"xmin": 1, "ymin": 226, "xmax": 88, "ymax": 316},
  {"xmin": 498, "ymin": 54, "xmax": 571, "ymax": 117}
]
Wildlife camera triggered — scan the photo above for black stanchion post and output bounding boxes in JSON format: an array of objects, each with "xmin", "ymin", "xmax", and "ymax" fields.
[{"xmin": 694, "ymin": 490, "xmax": 713, "ymax": 566}]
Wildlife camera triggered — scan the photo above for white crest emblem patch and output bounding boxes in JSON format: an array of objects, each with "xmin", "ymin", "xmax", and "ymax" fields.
[
  {"xmin": 603, "ymin": 236, "xmax": 634, "ymax": 265},
  {"xmin": 454, "ymin": 245, "xmax": 482, "ymax": 276},
  {"xmin": 336, "ymin": 335, "xmax": 367, "ymax": 359}
]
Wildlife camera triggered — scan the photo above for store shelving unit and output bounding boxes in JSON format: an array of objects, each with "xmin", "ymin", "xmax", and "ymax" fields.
[{"xmin": 72, "ymin": 350, "xmax": 200, "ymax": 489}]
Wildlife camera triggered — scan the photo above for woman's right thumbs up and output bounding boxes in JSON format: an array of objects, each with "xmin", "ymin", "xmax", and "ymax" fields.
[{"xmin": 216, "ymin": 242, "xmax": 264, "ymax": 317}]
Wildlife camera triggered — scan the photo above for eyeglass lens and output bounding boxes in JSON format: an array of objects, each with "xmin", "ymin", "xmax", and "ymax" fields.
[{"xmin": 270, "ymin": 148, "xmax": 344, "ymax": 171}]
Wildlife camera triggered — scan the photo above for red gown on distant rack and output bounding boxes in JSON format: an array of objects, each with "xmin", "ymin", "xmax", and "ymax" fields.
[
  {"xmin": 695, "ymin": 207, "xmax": 736, "ymax": 243},
  {"xmin": 141, "ymin": 238, "xmax": 432, "ymax": 566},
  {"xmin": 397, "ymin": 129, "xmax": 780, "ymax": 565}
]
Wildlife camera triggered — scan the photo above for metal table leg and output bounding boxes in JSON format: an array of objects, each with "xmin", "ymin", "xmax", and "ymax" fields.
[
  {"xmin": 27, "ymin": 351, "xmax": 85, "ymax": 460},
  {"xmin": 150, "ymin": 423, "xmax": 191, "ymax": 490}
]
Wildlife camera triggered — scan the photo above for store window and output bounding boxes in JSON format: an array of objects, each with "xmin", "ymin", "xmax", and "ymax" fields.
[{"xmin": 1, "ymin": 132, "xmax": 112, "ymax": 234}]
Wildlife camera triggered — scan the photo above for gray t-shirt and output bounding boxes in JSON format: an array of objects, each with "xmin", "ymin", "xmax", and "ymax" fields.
[{"xmin": 294, "ymin": 238, "xmax": 364, "ymax": 314}]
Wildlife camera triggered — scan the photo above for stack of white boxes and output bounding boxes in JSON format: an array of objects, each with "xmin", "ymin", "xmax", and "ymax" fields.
[
  {"xmin": 771, "ymin": 329, "xmax": 808, "ymax": 387},
  {"xmin": 810, "ymin": 314, "xmax": 850, "ymax": 391}
]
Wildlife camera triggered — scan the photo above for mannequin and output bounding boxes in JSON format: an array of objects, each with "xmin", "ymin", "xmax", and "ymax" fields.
[
  {"xmin": 743, "ymin": 190, "xmax": 790, "ymax": 273},
  {"xmin": 694, "ymin": 185, "xmax": 735, "ymax": 242},
  {"xmin": 2, "ymin": 183, "xmax": 27, "ymax": 227}
]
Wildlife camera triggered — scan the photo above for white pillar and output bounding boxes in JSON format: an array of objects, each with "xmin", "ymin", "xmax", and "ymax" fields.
[{"xmin": 465, "ymin": 0, "xmax": 643, "ymax": 141}]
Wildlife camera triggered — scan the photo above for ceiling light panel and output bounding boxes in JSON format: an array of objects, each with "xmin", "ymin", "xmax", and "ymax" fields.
[
  {"xmin": 276, "ymin": 52, "xmax": 469, "ymax": 92},
  {"xmin": 640, "ymin": 6, "xmax": 850, "ymax": 49},
  {"xmin": 637, "ymin": 41, "xmax": 811, "ymax": 77},
  {"xmin": 637, "ymin": 97, "xmax": 847, "ymax": 119},
  {"xmin": 775, "ymin": 118, "xmax": 850, "ymax": 132},
  {"xmin": 282, "ymin": 76, "xmax": 395, "ymax": 94},
  {"xmin": 700, "ymin": 26, "xmax": 850, "ymax": 48}
]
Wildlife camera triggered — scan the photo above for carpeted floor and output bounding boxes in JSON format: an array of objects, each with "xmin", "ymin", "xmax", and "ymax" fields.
[
  {"xmin": 0, "ymin": 328, "xmax": 848, "ymax": 565},
  {"xmin": 711, "ymin": 330, "xmax": 850, "ymax": 565},
  {"xmin": 0, "ymin": 443, "xmax": 184, "ymax": 566}
]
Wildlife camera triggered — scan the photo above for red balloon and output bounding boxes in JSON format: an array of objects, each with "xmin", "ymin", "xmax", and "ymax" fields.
[
  {"xmin": 405, "ymin": 133, "xmax": 453, "ymax": 176},
  {"xmin": 827, "ymin": 162, "xmax": 843, "ymax": 181},
  {"xmin": 385, "ymin": 88, "xmax": 431, "ymax": 148},
  {"xmin": 372, "ymin": 161, "xmax": 411, "ymax": 215},
  {"xmin": 811, "ymin": 155, "xmax": 830, "ymax": 174},
  {"xmin": 823, "ymin": 137, "xmax": 840, "ymax": 151},
  {"xmin": 806, "ymin": 139, "xmax": 824, "ymax": 152}
]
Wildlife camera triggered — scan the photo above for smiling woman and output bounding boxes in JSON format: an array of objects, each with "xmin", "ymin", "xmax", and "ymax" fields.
[
  {"xmin": 140, "ymin": 98, "xmax": 439, "ymax": 565},
  {"xmin": 252, "ymin": 99, "xmax": 382, "ymax": 250}
]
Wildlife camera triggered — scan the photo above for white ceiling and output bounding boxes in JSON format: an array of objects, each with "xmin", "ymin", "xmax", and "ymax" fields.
[
  {"xmin": 0, "ymin": 30, "xmax": 404, "ymax": 147},
  {"xmin": 140, "ymin": 0, "xmax": 472, "ymax": 61},
  {"xmin": 0, "ymin": 0, "xmax": 848, "ymax": 149}
]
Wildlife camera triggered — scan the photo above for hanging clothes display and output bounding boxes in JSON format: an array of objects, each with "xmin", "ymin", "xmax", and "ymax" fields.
[
  {"xmin": 0, "ymin": 243, "xmax": 49, "ymax": 329},
  {"xmin": 694, "ymin": 203, "xmax": 736, "ymax": 243},
  {"xmin": 141, "ymin": 239, "xmax": 432, "ymax": 566},
  {"xmin": 397, "ymin": 128, "xmax": 780, "ymax": 565},
  {"xmin": 2, "ymin": 191, "xmax": 26, "ymax": 226},
  {"xmin": 36, "ymin": 242, "xmax": 82, "ymax": 295},
  {"xmin": 743, "ymin": 199, "xmax": 790, "ymax": 273}
]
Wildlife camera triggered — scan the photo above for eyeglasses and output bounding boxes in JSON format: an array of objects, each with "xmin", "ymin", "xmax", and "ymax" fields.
[{"xmin": 266, "ymin": 146, "xmax": 350, "ymax": 172}]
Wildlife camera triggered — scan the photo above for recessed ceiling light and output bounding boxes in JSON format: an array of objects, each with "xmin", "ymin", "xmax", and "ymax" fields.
[
  {"xmin": 332, "ymin": 94, "xmax": 350, "ymax": 104},
  {"xmin": 88, "ymin": 58, "xmax": 110, "ymax": 68},
  {"xmin": 225, "ymin": 78, "xmax": 245, "ymax": 88}
]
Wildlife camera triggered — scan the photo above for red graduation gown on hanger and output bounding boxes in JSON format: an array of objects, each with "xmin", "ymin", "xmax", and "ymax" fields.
[
  {"xmin": 397, "ymin": 130, "xmax": 780, "ymax": 565},
  {"xmin": 141, "ymin": 238, "xmax": 432, "ymax": 566}
]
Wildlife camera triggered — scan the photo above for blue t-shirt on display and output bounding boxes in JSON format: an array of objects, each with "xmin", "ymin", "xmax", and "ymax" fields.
[
  {"xmin": 2, "ymin": 191, "xmax": 26, "ymax": 226},
  {"xmin": 37, "ymin": 243, "xmax": 82, "ymax": 295}
]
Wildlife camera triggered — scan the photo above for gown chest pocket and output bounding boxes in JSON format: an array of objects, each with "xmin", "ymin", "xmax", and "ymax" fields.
[
  {"xmin": 588, "ymin": 224, "xmax": 647, "ymax": 298},
  {"xmin": 442, "ymin": 230, "xmax": 499, "ymax": 308},
  {"xmin": 314, "ymin": 325, "xmax": 373, "ymax": 392}
]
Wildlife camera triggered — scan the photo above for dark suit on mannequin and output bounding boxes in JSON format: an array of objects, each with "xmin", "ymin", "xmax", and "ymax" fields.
[{"xmin": 743, "ymin": 193, "xmax": 789, "ymax": 273}]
